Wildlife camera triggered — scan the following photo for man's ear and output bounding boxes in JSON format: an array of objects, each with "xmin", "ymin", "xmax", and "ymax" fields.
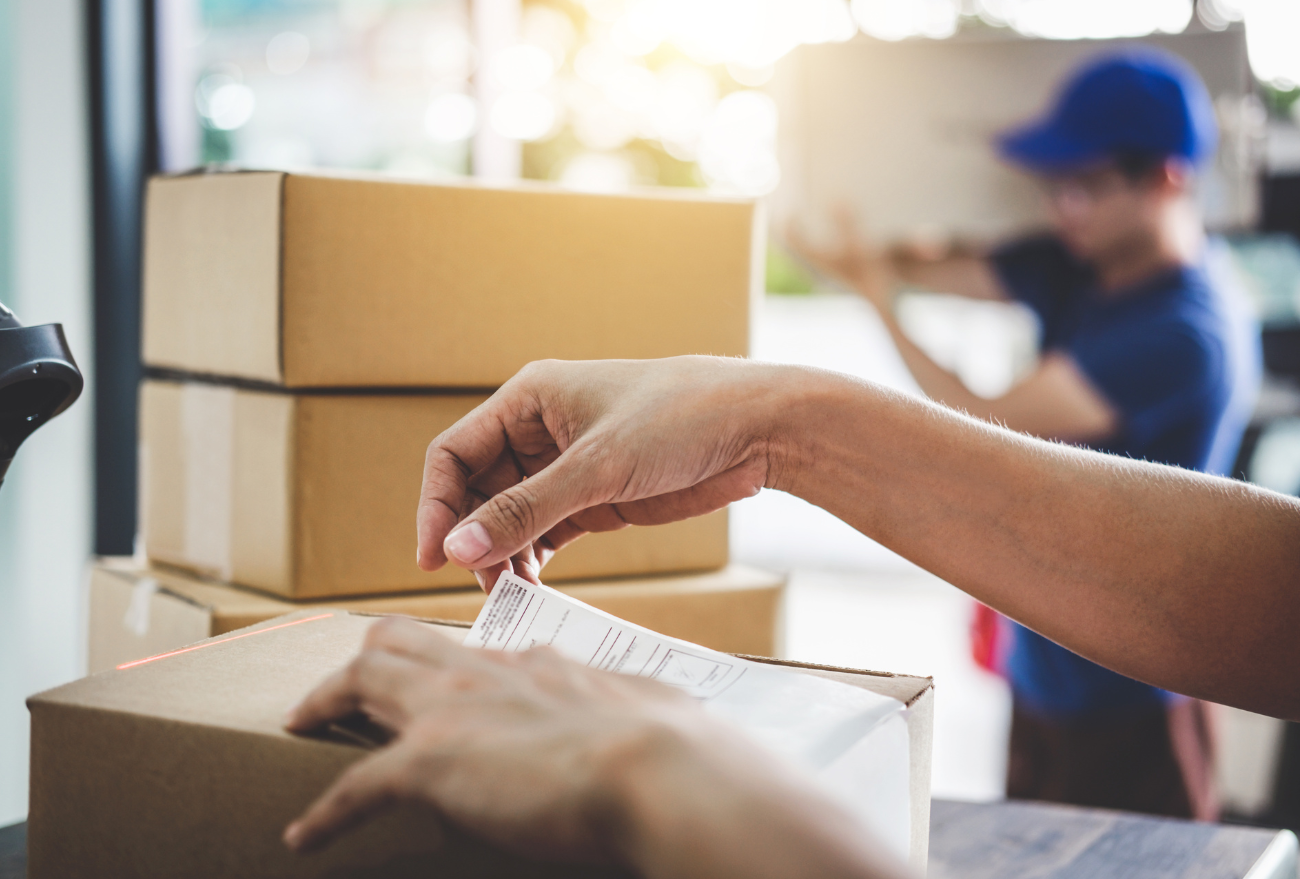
[{"xmin": 1156, "ymin": 157, "xmax": 1194, "ymax": 197}]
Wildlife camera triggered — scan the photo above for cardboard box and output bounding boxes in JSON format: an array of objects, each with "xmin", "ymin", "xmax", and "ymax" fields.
[
  {"xmin": 31, "ymin": 611, "xmax": 932, "ymax": 877},
  {"xmin": 141, "ymin": 170, "xmax": 759, "ymax": 388},
  {"xmin": 88, "ymin": 559, "xmax": 786, "ymax": 674},
  {"xmin": 140, "ymin": 378, "xmax": 728, "ymax": 598}
]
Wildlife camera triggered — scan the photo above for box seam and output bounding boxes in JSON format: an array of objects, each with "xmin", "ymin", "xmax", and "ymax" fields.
[{"xmin": 277, "ymin": 172, "xmax": 287, "ymax": 383}]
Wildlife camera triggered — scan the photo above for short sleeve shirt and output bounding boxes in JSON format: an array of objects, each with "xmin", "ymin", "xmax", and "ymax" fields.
[{"xmin": 990, "ymin": 234, "xmax": 1261, "ymax": 719}]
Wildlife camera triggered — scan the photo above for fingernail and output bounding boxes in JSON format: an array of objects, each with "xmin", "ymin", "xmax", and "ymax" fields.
[
  {"xmin": 284, "ymin": 822, "xmax": 302, "ymax": 849},
  {"xmin": 283, "ymin": 705, "xmax": 300, "ymax": 728},
  {"xmin": 445, "ymin": 521, "xmax": 491, "ymax": 564}
]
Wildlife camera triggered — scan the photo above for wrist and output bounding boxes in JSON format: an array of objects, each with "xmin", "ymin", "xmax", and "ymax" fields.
[
  {"xmin": 750, "ymin": 364, "xmax": 867, "ymax": 500},
  {"xmin": 736, "ymin": 362, "xmax": 819, "ymax": 496},
  {"xmin": 594, "ymin": 711, "xmax": 910, "ymax": 879},
  {"xmin": 590, "ymin": 717, "xmax": 714, "ymax": 870}
]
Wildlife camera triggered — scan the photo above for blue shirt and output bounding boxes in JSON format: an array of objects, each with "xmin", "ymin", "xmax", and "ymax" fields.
[{"xmin": 991, "ymin": 234, "xmax": 1261, "ymax": 719}]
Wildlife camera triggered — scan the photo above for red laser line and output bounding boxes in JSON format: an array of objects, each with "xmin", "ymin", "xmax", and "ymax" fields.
[{"xmin": 116, "ymin": 613, "xmax": 336, "ymax": 670}]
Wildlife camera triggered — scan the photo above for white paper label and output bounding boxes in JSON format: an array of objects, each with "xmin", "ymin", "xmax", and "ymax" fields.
[{"xmin": 467, "ymin": 572, "xmax": 903, "ymax": 769}]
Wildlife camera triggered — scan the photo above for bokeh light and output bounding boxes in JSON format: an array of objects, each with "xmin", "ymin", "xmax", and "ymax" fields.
[
  {"xmin": 265, "ymin": 31, "xmax": 310, "ymax": 76},
  {"xmin": 423, "ymin": 29, "xmax": 475, "ymax": 81},
  {"xmin": 491, "ymin": 90, "xmax": 559, "ymax": 141},
  {"xmin": 196, "ymin": 70, "xmax": 256, "ymax": 131},
  {"xmin": 424, "ymin": 92, "xmax": 477, "ymax": 142},
  {"xmin": 852, "ymin": 0, "xmax": 960, "ymax": 41},
  {"xmin": 560, "ymin": 151, "xmax": 640, "ymax": 191},
  {"xmin": 977, "ymin": 0, "xmax": 1193, "ymax": 40},
  {"xmin": 206, "ymin": 84, "xmax": 256, "ymax": 130},
  {"xmin": 649, "ymin": 62, "xmax": 720, "ymax": 160},
  {"xmin": 1239, "ymin": 0, "xmax": 1300, "ymax": 88},
  {"xmin": 698, "ymin": 90, "xmax": 780, "ymax": 196},
  {"xmin": 177, "ymin": 0, "xmax": 1300, "ymax": 199},
  {"xmin": 492, "ymin": 44, "xmax": 556, "ymax": 91}
]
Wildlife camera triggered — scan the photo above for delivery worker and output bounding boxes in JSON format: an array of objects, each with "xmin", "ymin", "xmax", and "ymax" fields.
[
  {"xmin": 284, "ymin": 355, "xmax": 1300, "ymax": 879},
  {"xmin": 789, "ymin": 48, "xmax": 1261, "ymax": 819}
]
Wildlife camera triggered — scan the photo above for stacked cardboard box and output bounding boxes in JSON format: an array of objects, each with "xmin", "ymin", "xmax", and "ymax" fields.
[
  {"xmin": 137, "ymin": 379, "xmax": 730, "ymax": 597},
  {"xmin": 114, "ymin": 168, "xmax": 771, "ymax": 665},
  {"xmin": 36, "ymin": 166, "xmax": 938, "ymax": 879},
  {"xmin": 88, "ymin": 559, "xmax": 787, "ymax": 673}
]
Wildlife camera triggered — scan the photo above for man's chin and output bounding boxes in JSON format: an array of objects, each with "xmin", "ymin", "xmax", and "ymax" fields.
[{"xmin": 1056, "ymin": 233, "xmax": 1094, "ymax": 261}]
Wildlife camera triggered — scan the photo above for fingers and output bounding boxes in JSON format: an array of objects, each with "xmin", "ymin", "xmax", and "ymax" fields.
[
  {"xmin": 418, "ymin": 370, "xmax": 569, "ymax": 574},
  {"xmin": 443, "ymin": 447, "xmax": 600, "ymax": 571},
  {"xmin": 417, "ymin": 401, "xmax": 515, "ymax": 572},
  {"xmin": 284, "ymin": 742, "xmax": 416, "ymax": 853},
  {"xmin": 831, "ymin": 203, "xmax": 865, "ymax": 245},
  {"xmin": 786, "ymin": 212, "xmax": 861, "ymax": 286},
  {"xmin": 285, "ymin": 648, "xmax": 424, "ymax": 734},
  {"xmin": 364, "ymin": 616, "xmax": 465, "ymax": 664},
  {"xmin": 286, "ymin": 620, "xmax": 468, "ymax": 733},
  {"xmin": 461, "ymin": 467, "xmax": 554, "ymax": 590}
]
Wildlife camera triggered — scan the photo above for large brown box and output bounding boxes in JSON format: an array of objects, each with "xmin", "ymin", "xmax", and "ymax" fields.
[
  {"xmin": 30, "ymin": 611, "xmax": 933, "ymax": 877},
  {"xmin": 140, "ymin": 378, "xmax": 728, "ymax": 598},
  {"xmin": 88, "ymin": 559, "xmax": 786, "ymax": 673},
  {"xmin": 142, "ymin": 170, "xmax": 759, "ymax": 388}
]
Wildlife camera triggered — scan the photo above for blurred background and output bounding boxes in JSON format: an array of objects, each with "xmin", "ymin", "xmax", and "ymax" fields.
[{"xmin": 5, "ymin": 0, "xmax": 1300, "ymax": 830}]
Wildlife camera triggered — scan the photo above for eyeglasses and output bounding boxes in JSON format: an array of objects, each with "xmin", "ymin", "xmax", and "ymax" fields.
[{"xmin": 1040, "ymin": 168, "xmax": 1129, "ymax": 209}]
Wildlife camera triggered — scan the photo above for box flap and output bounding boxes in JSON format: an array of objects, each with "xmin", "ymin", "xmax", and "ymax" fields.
[
  {"xmin": 741, "ymin": 655, "xmax": 933, "ymax": 707},
  {"xmin": 44, "ymin": 609, "xmax": 920, "ymax": 732},
  {"xmin": 34, "ymin": 612, "xmax": 412, "ymax": 737}
]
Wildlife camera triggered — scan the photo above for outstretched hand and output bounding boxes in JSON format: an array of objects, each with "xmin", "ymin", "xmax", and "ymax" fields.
[
  {"xmin": 785, "ymin": 208, "xmax": 895, "ymax": 311},
  {"xmin": 417, "ymin": 357, "xmax": 794, "ymax": 590}
]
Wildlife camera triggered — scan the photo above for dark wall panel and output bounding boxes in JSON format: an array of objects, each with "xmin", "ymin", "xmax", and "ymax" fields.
[{"xmin": 86, "ymin": 0, "xmax": 157, "ymax": 554}]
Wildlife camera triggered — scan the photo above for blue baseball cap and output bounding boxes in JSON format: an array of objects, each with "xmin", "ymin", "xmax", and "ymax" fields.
[{"xmin": 997, "ymin": 48, "xmax": 1218, "ymax": 173}]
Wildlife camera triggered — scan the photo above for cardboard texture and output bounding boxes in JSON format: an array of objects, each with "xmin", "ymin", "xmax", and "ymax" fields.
[
  {"xmin": 31, "ymin": 611, "xmax": 932, "ymax": 878},
  {"xmin": 142, "ymin": 170, "xmax": 758, "ymax": 388},
  {"xmin": 88, "ymin": 559, "xmax": 786, "ymax": 674},
  {"xmin": 139, "ymin": 378, "xmax": 729, "ymax": 598}
]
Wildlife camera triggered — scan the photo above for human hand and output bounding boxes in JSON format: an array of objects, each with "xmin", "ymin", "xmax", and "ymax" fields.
[
  {"xmin": 282, "ymin": 617, "xmax": 748, "ymax": 864},
  {"xmin": 417, "ymin": 357, "xmax": 798, "ymax": 589},
  {"xmin": 786, "ymin": 207, "xmax": 895, "ymax": 311},
  {"xmin": 284, "ymin": 616, "xmax": 910, "ymax": 879},
  {"xmin": 282, "ymin": 616, "xmax": 705, "ymax": 860}
]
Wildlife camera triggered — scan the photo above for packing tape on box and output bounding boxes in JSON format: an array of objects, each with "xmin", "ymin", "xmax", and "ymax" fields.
[
  {"xmin": 122, "ymin": 576, "xmax": 159, "ymax": 637},
  {"xmin": 181, "ymin": 383, "xmax": 235, "ymax": 582}
]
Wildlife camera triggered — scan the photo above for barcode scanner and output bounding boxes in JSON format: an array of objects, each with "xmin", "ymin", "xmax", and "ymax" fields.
[{"xmin": 0, "ymin": 301, "xmax": 83, "ymax": 489}]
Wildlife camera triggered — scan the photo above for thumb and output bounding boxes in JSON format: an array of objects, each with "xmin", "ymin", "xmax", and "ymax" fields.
[{"xmin": 443, "ymin": 451, "xmax": 595, "ymax": 570}]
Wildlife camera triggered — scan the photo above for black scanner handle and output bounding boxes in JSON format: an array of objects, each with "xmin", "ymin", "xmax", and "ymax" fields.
[{"xmin": 0, "ymin": 304, "xmax": 84, "ymax": 488}]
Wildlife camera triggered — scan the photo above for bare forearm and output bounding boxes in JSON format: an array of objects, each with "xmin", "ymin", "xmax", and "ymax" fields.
[
  {"xmin": 420, "ymin": 356, "xmax": 1300, "ymax": 714},
  {"xmin": 892, "ymin": 254, "xmax": 1005, "ymax": 301},
  {"xmin": 768, "ymin": 366, "xmax": 1300, "ymax": 718},
  {"xmin": 611, "ymin": 733, "xmax": 909, "ymax": 879},
  {"xmin": 874, "ymin": 307, "xmax": 988, "ymax": 417}
]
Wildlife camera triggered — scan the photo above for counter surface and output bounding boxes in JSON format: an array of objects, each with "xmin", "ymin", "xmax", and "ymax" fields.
[{"xmin": 2, "ymin": 798, "xmax": 1295, "ymax": 878}]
